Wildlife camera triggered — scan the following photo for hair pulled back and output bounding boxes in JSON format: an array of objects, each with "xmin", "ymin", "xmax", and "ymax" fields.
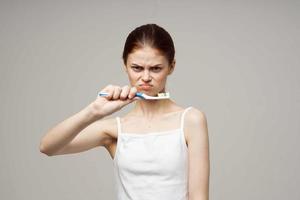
[{"xmin": 122, "ymin": 24, "xmax": 175, "ymax": 67}]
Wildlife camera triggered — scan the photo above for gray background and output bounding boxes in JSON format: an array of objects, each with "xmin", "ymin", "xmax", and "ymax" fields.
[{"xmin": 1, "ymin": 0, "xmax": 299, "ymax": 199}]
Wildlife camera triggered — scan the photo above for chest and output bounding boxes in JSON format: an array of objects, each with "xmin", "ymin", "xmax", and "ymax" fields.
[{"xmin": 114, "ymin": 131, "xmax": 188, "ymax": 176}]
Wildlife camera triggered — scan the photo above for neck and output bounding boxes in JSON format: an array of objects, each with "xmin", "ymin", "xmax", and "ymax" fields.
[{"xmin": 132, "ymin": 98, "xmax": 175, "ymax": 119}]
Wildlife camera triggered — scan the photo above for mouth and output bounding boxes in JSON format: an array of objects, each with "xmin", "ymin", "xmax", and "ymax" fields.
[{"xmin": 138, "ymin": 84, "xmax": 153, "ymax": 90}]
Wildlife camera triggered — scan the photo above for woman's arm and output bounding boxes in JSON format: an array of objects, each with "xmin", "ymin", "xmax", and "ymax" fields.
[
  {"xmin": 39, "ymin": 103, "xmax": 108, "ymax": 156},
  {"xmin": 186, "ymin": 108, "xmax": 210, "ymax": 200},
  {"xmin": 39, "ymin": 84, "xmax": 138, "ymax": 156}
]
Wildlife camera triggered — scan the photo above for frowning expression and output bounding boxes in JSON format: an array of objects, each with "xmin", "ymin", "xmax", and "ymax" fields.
[{"xmin": 124, "ymin": 46, "xmax": 175, "ymax": 95}]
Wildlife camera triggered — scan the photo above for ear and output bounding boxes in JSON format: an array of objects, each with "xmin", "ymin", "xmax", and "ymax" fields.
[{"xmin": 168, "ymin": 59, "xmax": 176, "ymax": 75}]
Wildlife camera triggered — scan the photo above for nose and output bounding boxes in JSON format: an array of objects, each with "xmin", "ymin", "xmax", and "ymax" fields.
[{"xmin": 141, "ymin": 70, "xmax": 152, "ymax": 82}]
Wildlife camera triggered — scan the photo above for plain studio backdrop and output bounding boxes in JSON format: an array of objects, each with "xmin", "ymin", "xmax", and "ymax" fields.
[{"xmin": 0, "ymin": 0, "xmax": 299, "ymax": 200}]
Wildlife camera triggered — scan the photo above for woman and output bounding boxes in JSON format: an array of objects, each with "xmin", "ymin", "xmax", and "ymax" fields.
[{"xmin": 39, "ymin": 23, "xmax": 210, "ymax": 200}]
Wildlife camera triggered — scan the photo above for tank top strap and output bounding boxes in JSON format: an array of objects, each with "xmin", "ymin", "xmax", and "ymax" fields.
[
  {"xmin": 180, "ymin": 106, "xmax": 193, "ymax": 131},
  {"xmin": 116, "ymin": 116, "xmax": 122, "ymax": 134}
]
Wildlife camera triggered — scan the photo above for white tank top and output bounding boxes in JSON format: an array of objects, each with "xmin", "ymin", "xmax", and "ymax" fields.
[{"xmin": 113, "ymin": 106, "xmax": 193, "ymax": 200}]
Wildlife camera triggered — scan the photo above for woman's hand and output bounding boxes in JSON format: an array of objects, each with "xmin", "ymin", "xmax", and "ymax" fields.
[{"xmin": 90, "ymin": 84, "xmax": 139, "ymax": 118}]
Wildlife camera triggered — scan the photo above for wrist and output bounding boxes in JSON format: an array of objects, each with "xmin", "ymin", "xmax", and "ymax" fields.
[{"xmin": 83, "ymin": 103, "xmax": 104, "ymax": 123}]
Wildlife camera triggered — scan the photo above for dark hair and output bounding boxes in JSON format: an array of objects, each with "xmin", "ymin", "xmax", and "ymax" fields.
[{"xmin": 122, "ymin": 23, "xmax": 175, "ymax": 67}]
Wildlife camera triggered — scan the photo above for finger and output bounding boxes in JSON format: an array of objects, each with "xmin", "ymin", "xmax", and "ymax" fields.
[
  {"xmin": 101, "ymin": 84, "xmax": 112, "ymax": 92},
  {"xmin": 112, "ymin": 86, "xmax": 122, "ymax": 100},
  {"xmin": 119, "ymin": 97, "xmax": 137, "ymax": 107},
  {"xmin": 128, "ymin": 86, "xmax": 137, "ymax": 99},
  {"xmin": 120, "ymin": 85, "xmax": 130, "ymax": 100},
  {"xmin": 106, "ymin": 85, "xmax": 116, "ymax": 100},
  {"xmin": 133, "ymin": 96, "xmax": 140, "ymax": 100},
  {"xmin": 99, "ymin": 84, "xmax": 113, "ymax": 100}
]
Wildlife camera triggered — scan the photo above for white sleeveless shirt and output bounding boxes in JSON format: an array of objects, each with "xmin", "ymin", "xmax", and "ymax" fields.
[{"xmin": 113, "ymin": 106, "xmax": 193, "ymax": 200}]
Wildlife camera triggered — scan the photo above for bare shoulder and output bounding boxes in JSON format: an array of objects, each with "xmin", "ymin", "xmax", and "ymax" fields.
[
  {"xmin": 185, "ymin": 107, "xmax": 207, "ymax": 123},
  {"xmin": 184, "ymin": 107, "xmax": 208, "ymax": 142}
]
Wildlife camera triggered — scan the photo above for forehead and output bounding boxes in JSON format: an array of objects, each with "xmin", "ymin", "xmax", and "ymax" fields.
[{"xmin": 127, "ymin": 47, "xmax": 168, "ymax": 66}]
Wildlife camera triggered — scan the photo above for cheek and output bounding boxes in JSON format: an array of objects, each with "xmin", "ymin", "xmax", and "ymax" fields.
[
  {"xmin": 155, "ymin": 73, "xmax": 168, "ymax": 82},
  {"xmin": 127, "ymin": 72, "xmax": 140, "ymax": 84},
  {"xmin": 128, "ymin": 73, "xmax": 139, "ymax": 80}
]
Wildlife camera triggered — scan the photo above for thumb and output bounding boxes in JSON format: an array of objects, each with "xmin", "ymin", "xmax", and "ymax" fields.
[{"xmin": 119, "ymin": 97, "xmax": 139, "ymax": 107}]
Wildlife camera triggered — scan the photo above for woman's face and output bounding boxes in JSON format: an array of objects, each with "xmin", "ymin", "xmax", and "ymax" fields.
[{"xmin": 124, "ymin": 46, "xmax": 175, "ymax": 95}]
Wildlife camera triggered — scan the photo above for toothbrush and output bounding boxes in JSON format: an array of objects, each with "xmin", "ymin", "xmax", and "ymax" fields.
[{"xmin": 98, "ymin": 91, "xmax": 170, "ymax": 100}]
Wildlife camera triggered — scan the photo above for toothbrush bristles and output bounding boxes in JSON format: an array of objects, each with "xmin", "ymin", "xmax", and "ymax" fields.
[{"xmin": 157, "ymin": 92, "xmax": 170, "ymax": 97}]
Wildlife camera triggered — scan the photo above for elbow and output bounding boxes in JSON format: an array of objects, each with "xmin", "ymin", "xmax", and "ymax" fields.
[
  {"xmin": 189, "ymin": 194, "xmax": 209, "ymax": 200},
  {"xmin": 189, "ymin": 191, "xmax": 209, "ymax": 200},
  {"xmin": 39, "ymin": 142, "xmax": 54, "ymax": 156},
  {"xmin": 189, "ymin": 196, "xmax": 209, "ymax": 200}
]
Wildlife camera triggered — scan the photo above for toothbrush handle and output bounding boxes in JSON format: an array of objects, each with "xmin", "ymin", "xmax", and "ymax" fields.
[
  {"xmin": 98, "ymin": 91, "xmax": 144, "ymax": 99},
  {"xmin": 98, "ymin": 92, "xmax": 109, "ymax": 96},
  {"xmin": 135, "ymin": 92, "xmax": 143, "ymax": 98}
]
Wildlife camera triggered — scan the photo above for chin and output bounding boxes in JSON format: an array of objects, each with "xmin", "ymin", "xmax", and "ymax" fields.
[{"xmin": 139, "ymin": 89, "xmax": 156, "ymax": 95}]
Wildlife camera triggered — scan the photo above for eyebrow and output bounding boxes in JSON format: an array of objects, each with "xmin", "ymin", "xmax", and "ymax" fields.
[{"xmin": 131, "ymin": 63, "xmax": 163, "ymax": 67}]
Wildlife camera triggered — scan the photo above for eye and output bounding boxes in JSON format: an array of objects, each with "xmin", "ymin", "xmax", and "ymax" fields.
[
  {"xmin": 151, "ymin": 67, "xmax": 162, "ymax": 72},
  {"xmin": 132, "ymin": 66, "xmax": 143, "ymax": 71}
]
